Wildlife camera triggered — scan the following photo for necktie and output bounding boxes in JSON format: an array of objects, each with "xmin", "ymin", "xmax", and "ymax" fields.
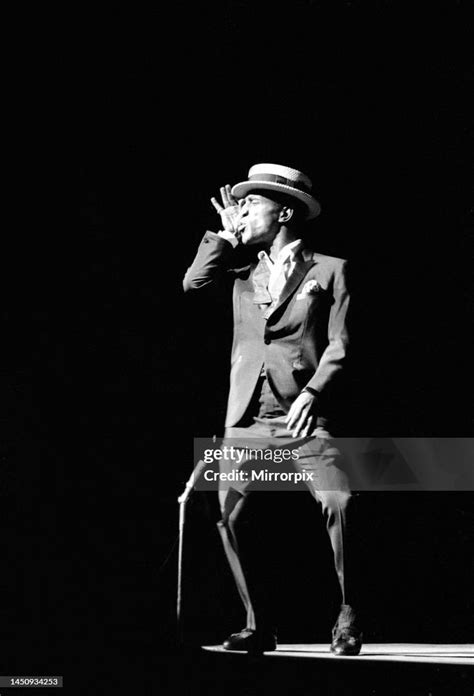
[
  {"xmin": 268, "ymin": 255, "xmax": 292, "ymax": 304},
  {"xmin": 252, "ymin": 257, "xmax": 272, "ymax": 305}
]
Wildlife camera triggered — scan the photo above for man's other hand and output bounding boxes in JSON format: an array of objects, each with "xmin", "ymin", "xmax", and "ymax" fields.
[
  {"xmin": 286, "ymin": 391, "xmax": 317, "ymax": 438},
  {"xmin": 211, "ymin": 184, "xmax": 242, "ymax": 238}
]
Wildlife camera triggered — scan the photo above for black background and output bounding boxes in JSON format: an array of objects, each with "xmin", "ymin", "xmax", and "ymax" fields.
[{"xmin": 2, "ymin": 2, "xmax": 473, "ymax": 692}]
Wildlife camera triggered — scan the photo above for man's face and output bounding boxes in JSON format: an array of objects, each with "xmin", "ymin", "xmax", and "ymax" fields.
[{"xmin": 237, "ymin": 193, "xmax": 283, "ymax": 246}]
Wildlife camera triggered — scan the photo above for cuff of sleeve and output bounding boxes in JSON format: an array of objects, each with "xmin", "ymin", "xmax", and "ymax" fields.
[
  {"xmin": 302, "ymin": 386, "xmax": 320, "ymax": 398},
  {"xmin": 217, "ymin": 230, "xmax": 239, "ymax": 248}
]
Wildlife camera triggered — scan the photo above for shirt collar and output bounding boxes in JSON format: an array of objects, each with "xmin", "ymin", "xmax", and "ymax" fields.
[{"xmin": 258, "ymin": 239, "xmax": 303, "ymax": 266}]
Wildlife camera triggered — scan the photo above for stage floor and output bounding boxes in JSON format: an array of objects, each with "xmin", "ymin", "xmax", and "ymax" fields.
[{"xmin": 203, "ymin": 643, "xmax": 474, "ymax": 666}]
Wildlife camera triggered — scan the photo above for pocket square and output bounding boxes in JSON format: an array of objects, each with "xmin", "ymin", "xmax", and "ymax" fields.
[{"xmin": 296, "ymin": 280, "xmax": 321, "ymax": 300}]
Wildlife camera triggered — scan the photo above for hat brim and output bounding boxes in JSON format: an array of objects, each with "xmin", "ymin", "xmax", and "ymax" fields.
[{"xmin": 231, "ymin": 180, "xmax": 321, "ymax": 220}]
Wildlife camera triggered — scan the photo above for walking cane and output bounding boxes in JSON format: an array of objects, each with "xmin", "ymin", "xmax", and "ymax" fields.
[{"xmin": 176, "ymin": 459, "xmax": 207, "ymax": 645}]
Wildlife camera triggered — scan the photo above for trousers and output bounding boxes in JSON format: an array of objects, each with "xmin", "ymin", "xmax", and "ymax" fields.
[{"xmin": 217, "ymin": 376, "xmax": 355, "ymax": 631}]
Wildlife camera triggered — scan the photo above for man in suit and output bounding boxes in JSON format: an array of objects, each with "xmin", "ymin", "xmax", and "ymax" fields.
[{"xmin": 183, "ymin": 163, "xmax": 361, "ymax": 656}]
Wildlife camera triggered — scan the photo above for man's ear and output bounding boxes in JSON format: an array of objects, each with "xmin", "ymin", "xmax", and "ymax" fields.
[{"xmin": 278, "ymin": 206, "xmax": 294, "ymax": 223}]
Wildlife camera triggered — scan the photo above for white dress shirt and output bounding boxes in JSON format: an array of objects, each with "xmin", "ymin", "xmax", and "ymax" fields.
[{"xmin": 258, "ymin": 239, "xmax": 303, "ymax": 305}]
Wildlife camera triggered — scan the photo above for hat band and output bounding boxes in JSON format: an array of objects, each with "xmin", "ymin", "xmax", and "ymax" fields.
[{"xmin": 248, "ymin": 173, "xmax": 311, "ymax": 194}]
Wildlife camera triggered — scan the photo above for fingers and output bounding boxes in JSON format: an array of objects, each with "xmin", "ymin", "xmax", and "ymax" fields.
[
  {"xmin": 220, "ymin": 186, "xmax": 230, "ymax": 209},
  {"xmin": 292, "ymin": 410, "xmax": 312, "ymax": 438},
  {"xmin": 212, "ymin": 185, "xmax": 238, "ymax": 214},
  {"xmin": 210, "ymin": 196, "xmax": 223, "ymax": 214},
  {"xmin": 221, "ymin": 184, "xmax": 237, "ymax": 208},
  {"xmin": 285, "ymin": 402, "xmax": 299, "ymax": 430},
  {"xmin": 301, "ymin": 415, "xmax": 314, "ymax": 438},
  {"xmin": 226, "ymin": 183, "xmax": 238, "ymax": 206},
  {"xmin": 287, "ymin": 402, "xmax": 310, "ymax": 433},
  {"xmin": 286, "ymin": 393, "xmax": 316, "ymax": 437}
]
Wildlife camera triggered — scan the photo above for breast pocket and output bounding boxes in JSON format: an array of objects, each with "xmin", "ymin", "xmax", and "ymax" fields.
[{"xmin": 294, "ymin": 288, "xmax": 327, "ymax": 317}]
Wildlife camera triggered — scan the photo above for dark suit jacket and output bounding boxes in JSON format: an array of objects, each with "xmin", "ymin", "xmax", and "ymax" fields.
[{"xmin": 183, "ymin": 231, "xmax": 350, "ymax": 429}]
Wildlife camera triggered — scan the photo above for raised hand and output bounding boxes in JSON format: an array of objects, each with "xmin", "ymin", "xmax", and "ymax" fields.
[{"xmin": 211, "ymin": 184, "xmax": 242, "ymax": 238}]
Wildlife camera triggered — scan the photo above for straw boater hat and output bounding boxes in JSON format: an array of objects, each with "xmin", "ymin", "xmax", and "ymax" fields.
[{"xmin": 232, "ymin": 163, "xmax": 321, "ymax": 220}]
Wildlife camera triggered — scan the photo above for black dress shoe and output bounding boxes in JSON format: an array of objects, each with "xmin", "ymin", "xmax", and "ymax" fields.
[
  {"xmin": 222, "ymin": 628, "xmax": 277, "ymax": 653},
  {"xmin": 330, "ymin": 604, "xmax": 362, "ymax": 656},
  {"xmin": 330, "ymin": 625, "xmax": 362, "ymax": 656}
]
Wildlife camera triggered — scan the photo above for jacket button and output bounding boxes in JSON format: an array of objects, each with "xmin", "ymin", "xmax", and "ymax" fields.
[{"xmin": 264, "ymin": 337, "xmax": 271, "ymax": 344}]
